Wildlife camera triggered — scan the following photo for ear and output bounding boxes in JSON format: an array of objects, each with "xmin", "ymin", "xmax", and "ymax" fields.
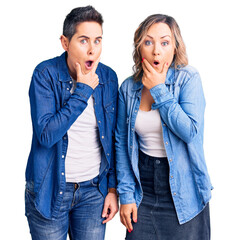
[{"xmin": 60, "ymin": 35, "xmax": 69, "ymax": 51}]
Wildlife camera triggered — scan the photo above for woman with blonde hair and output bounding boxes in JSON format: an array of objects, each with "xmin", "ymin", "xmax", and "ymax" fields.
[{"xmin": 116, "ymin": 14, "xmax": 212, "ymax": 239}]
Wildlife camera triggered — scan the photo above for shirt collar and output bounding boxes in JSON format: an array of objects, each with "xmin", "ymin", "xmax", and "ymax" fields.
[{"xmin": 57, "ymin": 52, "xmax": 72, "ymax": 82}]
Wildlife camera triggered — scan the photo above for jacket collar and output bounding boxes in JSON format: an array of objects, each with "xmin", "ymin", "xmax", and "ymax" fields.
[
  {"xmin": 57, "ymin": 52, "xmax": 104, "ymax": 84},
  {"xmin": 57, "ymin": 52, "xmax": 71, "ymax": 82},
  {"xmin": 131, "ymin": 67, "xmax": 176, "ymax": 92}
]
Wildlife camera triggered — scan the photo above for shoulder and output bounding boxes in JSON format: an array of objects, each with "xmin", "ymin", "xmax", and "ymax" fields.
[
  {"xmin": 176, "ymin": 65, "xmax": 200, "ymax": 78},
  {"xmin": 120, "ymin": 76, "xmax": 136, "ymax": 91},
  {"xmin": 34, "ymin": 55, "xmax": 60, "ymax": 75},
  {"xmin": 173, "ymin": 65, "xmax": 202, "ymax": 87}
]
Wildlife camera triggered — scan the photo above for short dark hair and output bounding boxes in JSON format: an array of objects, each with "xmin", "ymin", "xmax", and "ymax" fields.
[{"xmin": 63, "ymin": 6, "xmax": 103, "ymax": 41}]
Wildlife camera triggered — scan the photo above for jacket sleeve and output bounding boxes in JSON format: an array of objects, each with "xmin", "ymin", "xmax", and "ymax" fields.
[
  {"xmin": 107, "ymin": 71, "xmax": 119, "ymax": 189},
  {"xmin": 115, "ymin": 85, "xmax": 137, "ymax": 204},
  {"xmin": 150, "ymin": 72, "xmax": 205, "ymax": 143},
  {"xmin": 29, "ymin": 68, "xmax": 93, "ymax": 148}
]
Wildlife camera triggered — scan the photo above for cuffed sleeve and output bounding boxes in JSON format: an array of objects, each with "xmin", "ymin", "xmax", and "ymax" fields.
[{"xmin": 119, "ymin": 192, "xmax": 136, "ymax": 205}]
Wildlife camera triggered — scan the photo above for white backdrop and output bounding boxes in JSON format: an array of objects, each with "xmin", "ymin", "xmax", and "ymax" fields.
[{"xmin": 1, "ymin": 0, "xmax": 238, "ymax": 239}]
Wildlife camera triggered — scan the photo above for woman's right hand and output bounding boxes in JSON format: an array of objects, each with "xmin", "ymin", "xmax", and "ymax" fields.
[
  {"xmin": 75, "ymin": 58, "xmax": 100, "ymax": 90},
  {"xmin": 120, "ymin": 203, "xmax": 138, "ymax": 232}
]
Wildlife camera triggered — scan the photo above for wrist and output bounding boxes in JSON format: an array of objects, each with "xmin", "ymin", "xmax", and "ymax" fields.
[{"xmin": 108, "ymin": 188, "xmax": 118, "ymax": 195}]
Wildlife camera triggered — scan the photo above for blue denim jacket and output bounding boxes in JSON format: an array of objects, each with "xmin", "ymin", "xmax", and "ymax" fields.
[
  {"xmin": 115, "ymin": 65, "xmax": 212, "ymax": 224},
  {"xmin": 25, "ymin": 52, "xmax": 118, "ymax": 219}
]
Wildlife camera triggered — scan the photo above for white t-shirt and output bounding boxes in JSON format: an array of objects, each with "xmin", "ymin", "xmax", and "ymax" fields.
[
  {"xmin": 65, "ymin": 81, "xmax": 101, "ymax": 183},
  {"xmin": 135, "ymin": 109, "xmax": 167, "ymax": 157}
]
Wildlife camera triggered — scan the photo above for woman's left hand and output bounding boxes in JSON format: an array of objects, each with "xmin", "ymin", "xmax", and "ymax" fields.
[
  {"xmin": 142, "ymin": 58, "xmax": 169, "ymax": 89},
  {"xmin": 102, "ymin": 189, "xmax": 119, "ymax": 224}
]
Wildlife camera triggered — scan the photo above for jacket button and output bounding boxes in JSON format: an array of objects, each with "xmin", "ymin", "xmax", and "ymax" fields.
[{"xmin": 102, "ymin": 136, "xmax": 104, "ymax": 139}]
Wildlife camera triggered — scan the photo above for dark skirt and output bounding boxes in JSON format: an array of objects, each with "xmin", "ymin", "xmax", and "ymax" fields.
[{"xmin": 126, "ymin": 150, "xmax": 210, "ymax": 240}]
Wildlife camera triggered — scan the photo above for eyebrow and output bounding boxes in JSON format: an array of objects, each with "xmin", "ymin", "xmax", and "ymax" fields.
[
  {"xmin": 146, "ymin": 34, "xmax": 171, "ymax": 39},
  {"xmin": 78, "ymin": 35, "xmax": 102, "ymax": 39}
]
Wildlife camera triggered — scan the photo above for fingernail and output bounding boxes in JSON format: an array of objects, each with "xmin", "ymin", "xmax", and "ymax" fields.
[
  {"xmin": 128, "ymin": 229, "xmax": 131, "ymax": 233},
  {"xmin": 134, "ymin": 219, "xmax": 137, "ymax": 223},
  {"xmin": 166, "ymin": 62, "xmax": 169, "ymax": 66},
  {"xmin": 141, "ymin": 58, "xmax": 144, "ymax": 63}
]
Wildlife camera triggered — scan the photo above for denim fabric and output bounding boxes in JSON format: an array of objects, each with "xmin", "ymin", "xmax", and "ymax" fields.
[
  {"xmin": 125, "ymin": 151, "xmax": 210, "ymax": 240},
  {"xmin": 25, "ymin": 52, "xmax": 118, "ymax": 219},
  {"xmin": 25, "ymin": 176, "xmax": 106, "ymax": 240},
  {"xmin": 116, "ymin": 65, "xmax": 213, "ymax": 224}
]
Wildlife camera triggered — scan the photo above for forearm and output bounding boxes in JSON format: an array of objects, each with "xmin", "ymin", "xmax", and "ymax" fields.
[
  {"xmin": 150, "ymin": 74, "xmax": 205, "ymax": 143},
  {"xmin": 31, "ymin": 81, "xmax": 93, "ymax": 148}
]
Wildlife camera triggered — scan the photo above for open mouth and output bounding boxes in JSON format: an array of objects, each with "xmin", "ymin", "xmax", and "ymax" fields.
[
  {"xmin": 85, "ymin": 60, "xmax": 94, "ymax": 69},
  {"xmin": 153, "ymin": 61, "xmax": 159, "ymax": 66}
]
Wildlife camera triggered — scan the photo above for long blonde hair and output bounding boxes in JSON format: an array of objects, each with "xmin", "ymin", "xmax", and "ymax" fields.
[{"xmin": 133, "ymin": 14, "xmax": 188, "ymax": 81}]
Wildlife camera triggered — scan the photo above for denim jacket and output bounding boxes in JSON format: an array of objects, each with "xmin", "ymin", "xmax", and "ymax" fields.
[
  {"xmin": 25, "ymin": 52, "xmax": 118, "ymax": 219},
  {"xmin": 115, "ymin": 65, "xmax": 212, "ymax": 224}
]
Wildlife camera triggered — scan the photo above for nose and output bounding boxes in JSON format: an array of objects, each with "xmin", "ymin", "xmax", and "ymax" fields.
[
  {"xmin": 153, "ymin": 42, "xmax": 161, "ymax": 56},
  {"xmin": 88, "ymin": 42, "xmax": 95, "ymax": 55}
]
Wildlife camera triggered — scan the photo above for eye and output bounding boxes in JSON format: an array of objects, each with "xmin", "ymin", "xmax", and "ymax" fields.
[
  {"xmin": 80, "ymin": 39, "xmax": 87, "ymax": 44},
  {"xmin": 95, "ymin": 39, "xmax": 101, "ymax": 45},
  {"xmin": 145, "ymin": 40, "xmax": 152, "ymax": 46},
  {"xmin": 162, "ymin": 41, "xmax": 169, "ymax": 46}
]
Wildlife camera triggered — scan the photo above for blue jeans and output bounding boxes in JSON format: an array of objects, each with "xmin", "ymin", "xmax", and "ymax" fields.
[
  {"xmin": 126, "ymin": 150, "xmax": 210, "ymax": 240},
  {"xmin": 25, "ymin": 176, "xmax": 106, "ymax": 240}
]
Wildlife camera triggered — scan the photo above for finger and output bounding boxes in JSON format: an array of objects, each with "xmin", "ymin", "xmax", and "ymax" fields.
[
  {"xmin": 125, "ymin": 214, "xmax": 133, "ymax": 231},
  {"xmin": 102, "ymin": 204, "xmax": 109, "ymax": 218},
  {"xmin": 161, "ymin": 62, "xmax": 169, "ymax": 74},
  {"xmin": 75, "ymin": 62, "xmax": 82, "ymax": 77},
  {"xmin": 102, "ymin": 211, "xmax": 114, "ymax": 224},
  {"xmin": 142, "ymin": 58, "xmax": 155, "ymax": 73},
  {"xmin": 121, "ymin": 216, "xmax": 129, "ymax": 229},
  {"xmin": 120, "ymin": 211, "xmax": 129, "ymax": 229},
  {"xmin": 123, "ymin": 216, "xmax": 130, "ymax": 231},
  {"xmin": 142, "ymin": 60, "xmax": 150, "ymax": 74},
  {"xmin": 92, "ymin": 57, "xmax": 101, "ymax": 73},
  {"xmin": 132, "ymin": 207, "xmax": 138, "ymax": 223}
]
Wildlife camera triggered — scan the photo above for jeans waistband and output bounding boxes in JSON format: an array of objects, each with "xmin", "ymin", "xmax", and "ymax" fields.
[
  {"xmin": 139, "ymin": 150, "xmax": 167, "ymax": 167},
  {"xmin": 66, "ymin": 175, "xmax": 99, "ymax": 190}
]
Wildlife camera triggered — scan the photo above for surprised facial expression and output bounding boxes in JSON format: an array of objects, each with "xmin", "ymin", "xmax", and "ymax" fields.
[
  {"xmin": 61, "ymin": 21, "xmax": 102, "ymax": 78},
  {"xmin": 140, "ymin": 23, "xmax": 175, "ymax": 72}
]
